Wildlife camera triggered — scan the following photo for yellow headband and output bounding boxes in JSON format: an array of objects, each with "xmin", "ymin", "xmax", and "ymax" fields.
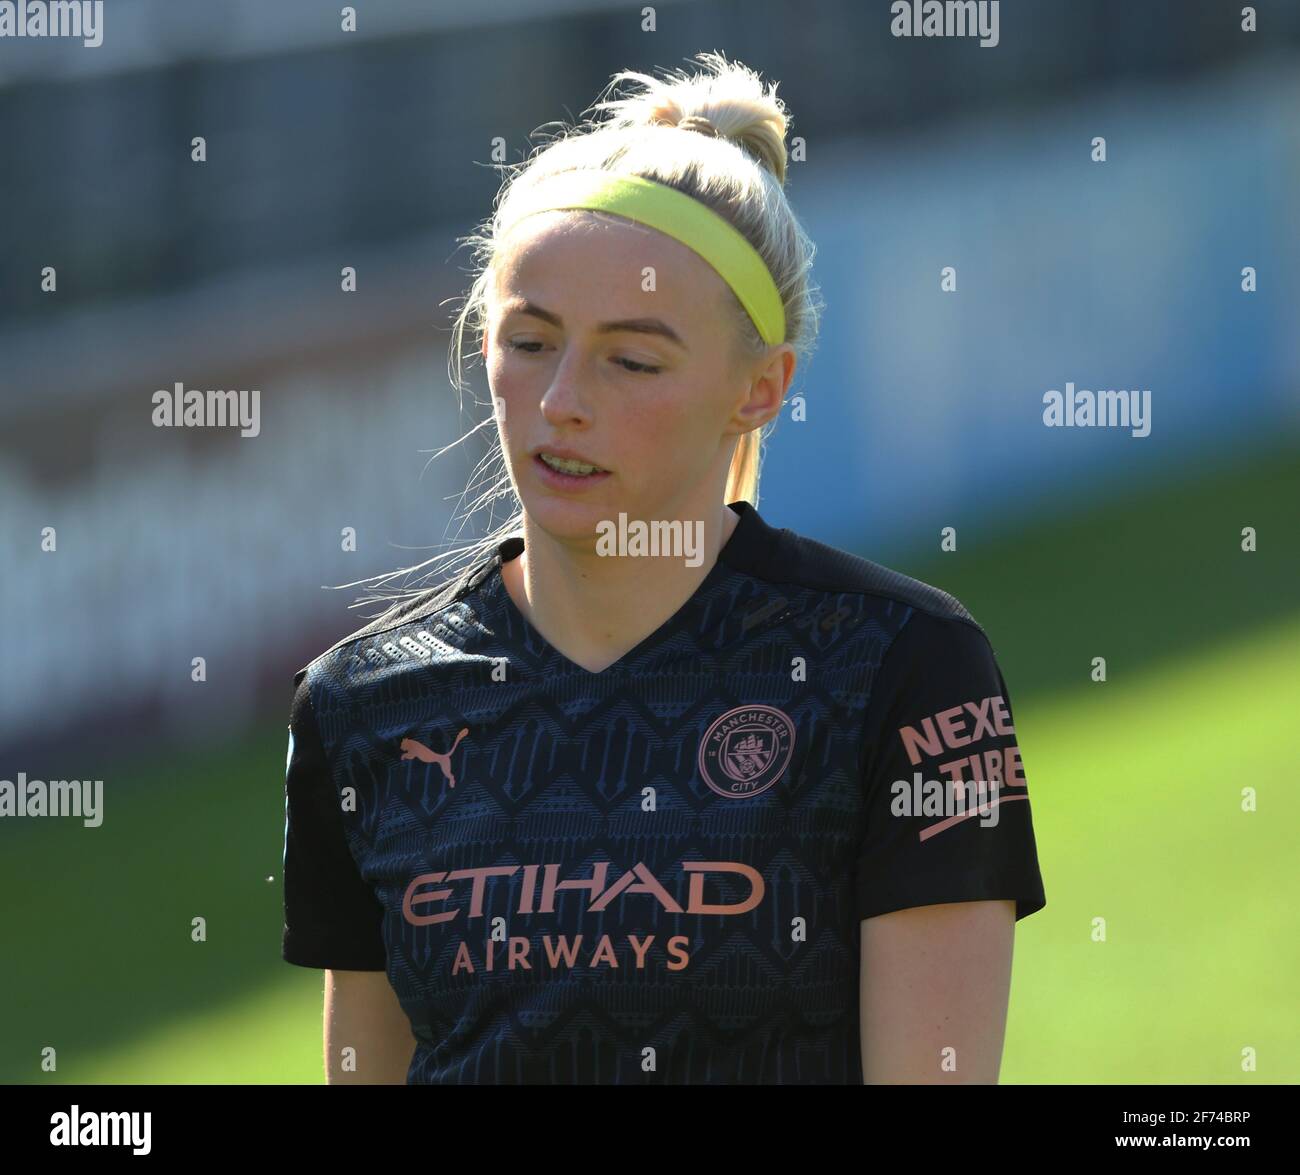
[{"xmin": 517, "ymin": 171, "xmax": 786, "ymax": 346}]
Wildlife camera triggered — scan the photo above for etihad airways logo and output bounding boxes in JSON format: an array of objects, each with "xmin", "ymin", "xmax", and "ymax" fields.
[
  {"xmin": 403, "ymin": 859, "xmax": 766, "ymax": 975},
  {"xmin": 402, "ymin": 860, "xmax": 765, "ymax": 926}
]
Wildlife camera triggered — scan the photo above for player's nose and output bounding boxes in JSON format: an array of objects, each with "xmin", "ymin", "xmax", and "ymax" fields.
[{"xmin": 538, "ymin": 350, "xmax": 596, "ymax": 425}]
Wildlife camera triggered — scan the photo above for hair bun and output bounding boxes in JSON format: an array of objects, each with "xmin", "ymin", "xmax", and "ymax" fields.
[
  {"xmin": 676, "ymin": 114, "xmax": 721, "ymax": 138},
  {"xmin": 591, "ymin": 51, "xmax": 791, "ymax": 186}
]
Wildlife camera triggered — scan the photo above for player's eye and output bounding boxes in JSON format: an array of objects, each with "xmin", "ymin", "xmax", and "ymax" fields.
[
  {"xmin": 614, "ymin": 356, "xmax": 662, "ymax": 375},
  {"xmin": 506, "ymin": 339, "xmax": 660, "ymax": 376}
]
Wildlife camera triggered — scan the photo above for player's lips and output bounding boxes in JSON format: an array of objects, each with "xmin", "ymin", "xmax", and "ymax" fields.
[
  {"xmin": 530, "ymin": 446, "xmax": 612, "ymax": 488},
  {"xmin": 529, "ymin": 445, "xmax": 609, "ymax": 471}
]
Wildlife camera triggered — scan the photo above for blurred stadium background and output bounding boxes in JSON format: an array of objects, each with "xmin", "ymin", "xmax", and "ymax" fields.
[{"xmin": 1, "ymin": 0, "xmax": 1297, "ymax": 1083}]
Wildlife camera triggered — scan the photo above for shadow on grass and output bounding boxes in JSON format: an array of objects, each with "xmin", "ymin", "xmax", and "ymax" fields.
[{"xmin": 870, "ymin": 436, "xmax": 1299, "ymax": 702}]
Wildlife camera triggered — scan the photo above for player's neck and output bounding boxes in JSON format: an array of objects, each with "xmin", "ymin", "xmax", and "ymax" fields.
[{"xmin": 500, "ymin": 500, "xmax": 741, "ymax": 675}]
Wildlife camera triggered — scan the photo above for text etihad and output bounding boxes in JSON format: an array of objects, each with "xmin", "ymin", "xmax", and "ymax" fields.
[{"xmin": 403, "ymin": 860, "xmax": 766, "ymax": 926}]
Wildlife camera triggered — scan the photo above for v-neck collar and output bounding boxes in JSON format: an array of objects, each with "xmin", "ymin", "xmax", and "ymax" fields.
[{"xmin": 482, "ymin": 499, "xmax": 775, "ymax": 679}]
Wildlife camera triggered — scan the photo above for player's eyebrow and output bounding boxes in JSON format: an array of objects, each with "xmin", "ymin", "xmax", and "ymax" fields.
[{"xmin": 501, "ymin": 299, "xmax": 688, "ymax": 351}]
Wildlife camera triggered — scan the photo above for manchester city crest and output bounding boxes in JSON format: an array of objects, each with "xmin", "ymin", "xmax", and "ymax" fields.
[{"xmin": 697, "ymin": 704, "xmax": 796, "ymax": 798}]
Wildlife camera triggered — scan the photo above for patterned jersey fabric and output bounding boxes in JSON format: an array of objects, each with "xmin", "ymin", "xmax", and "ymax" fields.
[{"xmin": 281, "ymin": 499, "xmax": 1046, "ymax": 1083}]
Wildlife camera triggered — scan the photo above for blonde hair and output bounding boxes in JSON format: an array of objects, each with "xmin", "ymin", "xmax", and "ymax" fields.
[{"xmin": 343, "ymin": 50, "xmax": 822, "ymax": 612}]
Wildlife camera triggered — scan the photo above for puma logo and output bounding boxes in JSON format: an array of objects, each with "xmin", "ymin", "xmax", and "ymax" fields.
[{"xmin": 399, "ymin": 728, "xmax": 469, "ymax": 787}]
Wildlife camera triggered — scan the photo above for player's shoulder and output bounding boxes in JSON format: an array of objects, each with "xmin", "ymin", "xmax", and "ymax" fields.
[
  {"xmin": 292, "ymin": 548, "xmax": 498, "ymax": 691},
  {"xmin": 763, "ymin": 522, "xmax": 1008, "ymax": 707},
  {"xmin": 767, "ymin": 520, "xmax": 988, "ymax": 643}
]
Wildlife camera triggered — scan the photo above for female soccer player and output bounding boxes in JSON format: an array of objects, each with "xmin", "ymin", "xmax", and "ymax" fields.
[{"xmin": 281, "ymin": 52, "xmax": 1045, "ymax": 1085}]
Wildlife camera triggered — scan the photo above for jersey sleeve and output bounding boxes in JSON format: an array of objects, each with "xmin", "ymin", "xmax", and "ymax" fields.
[
  {"xmin": 281, "ymin": 670, "xmax": 388, "ymax": 970},
  {"xmin": 854, "ymin": 608, "xmax": 1046, "ymax": 923}
]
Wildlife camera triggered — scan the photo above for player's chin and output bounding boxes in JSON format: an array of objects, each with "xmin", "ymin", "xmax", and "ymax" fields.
[{"xmin": 521, "ymin": 481, "xmax": 616, "ymax": 535}]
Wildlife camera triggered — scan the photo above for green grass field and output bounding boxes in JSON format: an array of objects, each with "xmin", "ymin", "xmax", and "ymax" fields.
[{"xmin": 3, "ymin": 440, "xmax": 1296, "ymax": 1083}]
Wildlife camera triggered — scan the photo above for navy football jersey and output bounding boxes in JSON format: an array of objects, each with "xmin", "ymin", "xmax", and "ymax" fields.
[{"xmin": 281, "ymin": 499, "xmax": 1046, "ymax": 1083}]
